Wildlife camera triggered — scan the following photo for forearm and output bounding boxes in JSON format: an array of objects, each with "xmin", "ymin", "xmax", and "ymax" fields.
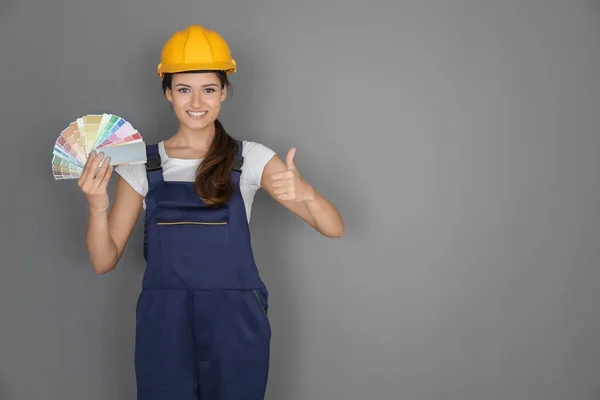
[
  {"xmin": 85, "ymin": 207, "xmax": 119, "ymax": 274},
  {"xmin": 302, "ymin": 184, "xmax": 344, "ymax": 238}
]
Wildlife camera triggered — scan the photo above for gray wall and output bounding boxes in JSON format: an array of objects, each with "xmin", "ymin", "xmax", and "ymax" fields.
[{"xmin": 1, "ymin": 0, "xmax": 600, "ymax": 399}]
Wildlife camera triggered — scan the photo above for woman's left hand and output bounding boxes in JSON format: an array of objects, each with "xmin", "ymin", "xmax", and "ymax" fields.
[{"xmin": 270, "ymin": 148, "xmax": 315, "ymax": 202}]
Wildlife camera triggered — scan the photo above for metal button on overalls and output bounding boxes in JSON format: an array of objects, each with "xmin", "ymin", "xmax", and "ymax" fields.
[{"xmin": 134, "ymin": 141, "xmax": 271, "ymax": 400}]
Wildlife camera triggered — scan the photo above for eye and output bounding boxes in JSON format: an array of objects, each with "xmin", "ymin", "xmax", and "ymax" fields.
[
  {"xmin": 204, "ymin": 88, "xmax": 216, "ymax": 93},
  {"xmin": 178, "ymin": 88, "xmax": 190, "ymax": 93}
]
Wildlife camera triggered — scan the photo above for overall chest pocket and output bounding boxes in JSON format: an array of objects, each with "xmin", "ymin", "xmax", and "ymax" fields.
[{"xmin": 154, "ymin": 202, "xmax": 230, "ymax": 268}]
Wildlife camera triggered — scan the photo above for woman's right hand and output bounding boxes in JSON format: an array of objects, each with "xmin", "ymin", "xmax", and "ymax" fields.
[{"xmin": 77, "ymin": 151, "xmax": 114, "ymax": 215}]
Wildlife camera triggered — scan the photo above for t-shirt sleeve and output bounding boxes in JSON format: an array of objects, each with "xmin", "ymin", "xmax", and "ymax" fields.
[
  {"xmin": 115, "ymin": 163, "xmax": 148, "ymax": 197},
  {"xmin": 241, "ymin": 140, "xmax": 276, "ymax": 188}
]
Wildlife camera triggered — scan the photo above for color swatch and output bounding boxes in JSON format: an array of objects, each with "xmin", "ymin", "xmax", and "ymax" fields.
[{"xmin": 52, "ymin": 113, "xmax": 147, "ymax": 180}]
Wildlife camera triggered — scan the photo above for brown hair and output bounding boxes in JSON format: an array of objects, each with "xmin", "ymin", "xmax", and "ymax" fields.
[{"xmin": 162, "ymin": 70, "xmax": 238, "ymax": 206}]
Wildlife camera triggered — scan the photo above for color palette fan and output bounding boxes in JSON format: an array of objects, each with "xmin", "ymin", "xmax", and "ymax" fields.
[{"xmin": 52, "ymin": 113, "xmax": 147, "ymax": 180}]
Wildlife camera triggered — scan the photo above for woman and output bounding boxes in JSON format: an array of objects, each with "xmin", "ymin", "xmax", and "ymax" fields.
[{"xmin": 77, "ymin": 25, "xmax": 344, "ymax": 400}]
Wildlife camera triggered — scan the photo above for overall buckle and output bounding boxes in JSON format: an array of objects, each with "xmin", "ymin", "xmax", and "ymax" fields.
[
  {"xmin": 146, "ymin": 157, "xmax": 162, "ymax": 172},
  {"xmin": 233, "ymin": 157, "xmax": 243, "ymax": 172}
]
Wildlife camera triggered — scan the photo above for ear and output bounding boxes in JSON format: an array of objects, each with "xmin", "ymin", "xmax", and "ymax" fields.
[
  {"xmin": 220, "ymin": 85, "xmax": 227, "ymax": 102},
  {"xmin": 165, "ymin": 88, "xmax": 173, "ymax": 103}
]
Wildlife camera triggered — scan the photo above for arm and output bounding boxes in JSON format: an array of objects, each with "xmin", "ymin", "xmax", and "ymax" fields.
[
  {"xmin": 261, "ymin": 148, "xmax": 344, "ymax": 238},
  {"xmin": 78, "ymin": 152, "xmax": 143, "ymax": 274}
]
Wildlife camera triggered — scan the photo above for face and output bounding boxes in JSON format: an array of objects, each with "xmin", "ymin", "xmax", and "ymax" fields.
[{"xmin": 165, "ymin": 72, "xmax": 227, "ymax": 131}]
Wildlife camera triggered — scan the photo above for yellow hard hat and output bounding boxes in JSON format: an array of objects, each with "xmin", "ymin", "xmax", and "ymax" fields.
[{"xmin": 157, "ymin": 25, "xmax": 237, "ymax": 77}]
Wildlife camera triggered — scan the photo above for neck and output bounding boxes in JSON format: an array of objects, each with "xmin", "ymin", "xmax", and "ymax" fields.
[{"xmin": 172, "ymin": 122, "xmax": 217, "ymax": 152}]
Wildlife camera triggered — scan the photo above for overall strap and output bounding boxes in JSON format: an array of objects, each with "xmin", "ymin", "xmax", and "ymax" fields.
[
  {"xmin": 233, "ymin": 139, "xmax": 244, "ymax": 173},
  {"xmin": 145, "ymin": 144, "xmax": 164, "ymax": 187}
]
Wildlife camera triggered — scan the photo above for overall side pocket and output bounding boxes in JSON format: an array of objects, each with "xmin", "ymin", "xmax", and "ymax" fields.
[
  {"xmin": 253, "ymin": 288, "xmax": 269, "ymax": 317},
  {"xmin": 251, "ymin": 288, "xmax": 271, "ymax": 340}
]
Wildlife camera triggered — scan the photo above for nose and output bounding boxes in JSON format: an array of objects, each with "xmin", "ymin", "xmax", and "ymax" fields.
[{"xmin": 192, "ymin": 91, "xmax": 203, "ymax": 109}]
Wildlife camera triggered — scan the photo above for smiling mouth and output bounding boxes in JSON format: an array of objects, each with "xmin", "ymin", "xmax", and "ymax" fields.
[{"xmin": 187, "ymin": 111, "xmax": 207, "ymax": 117}]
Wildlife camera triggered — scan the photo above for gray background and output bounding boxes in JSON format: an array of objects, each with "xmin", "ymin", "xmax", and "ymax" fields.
[{"xmin": 1, "ymin": 0, "xmax": 599, "ymax": 399}]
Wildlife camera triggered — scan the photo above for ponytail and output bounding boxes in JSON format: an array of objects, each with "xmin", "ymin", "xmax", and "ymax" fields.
[{"xmin": 194, "ymin": 119, "xmax": 238, "ymax": 206}]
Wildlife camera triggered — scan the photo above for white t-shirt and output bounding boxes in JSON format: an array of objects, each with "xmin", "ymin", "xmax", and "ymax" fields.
[{"xmin": 115, "ymin": 140, "xmax": 276, "ymax": 222}]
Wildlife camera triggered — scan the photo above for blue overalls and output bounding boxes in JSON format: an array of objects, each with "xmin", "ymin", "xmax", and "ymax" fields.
[{"xmin": 134, "ymin": 141, "xmax": 271, "ymax": 400}]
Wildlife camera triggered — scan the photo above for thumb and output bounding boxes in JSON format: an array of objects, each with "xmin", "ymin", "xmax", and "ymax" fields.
[{"xmin": 286, "ymin": 147, "xmax": 297, "ymax": 170}]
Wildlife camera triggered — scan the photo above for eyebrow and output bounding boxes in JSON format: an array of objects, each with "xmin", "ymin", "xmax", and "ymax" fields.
[{"xmin": 175, "ymin": 83, "xmax": 219, "ymax": 88}]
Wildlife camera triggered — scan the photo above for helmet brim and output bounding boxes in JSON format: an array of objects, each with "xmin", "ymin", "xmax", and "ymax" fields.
[{"xmin": 157, "ymin": 61, "xmax": 236, "ymax": 77}]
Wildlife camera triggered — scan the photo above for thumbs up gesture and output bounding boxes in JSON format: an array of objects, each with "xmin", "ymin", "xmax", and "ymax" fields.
[{"xmin": 270, "ymin": 148, "xmax": 315, "ymax": 202}]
